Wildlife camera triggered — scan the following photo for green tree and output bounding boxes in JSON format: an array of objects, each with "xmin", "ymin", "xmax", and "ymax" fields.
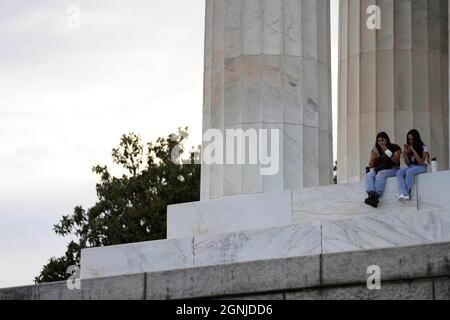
[{"xmin": 35, "ymin": 128, "xmax": 200, "ymax": 283}]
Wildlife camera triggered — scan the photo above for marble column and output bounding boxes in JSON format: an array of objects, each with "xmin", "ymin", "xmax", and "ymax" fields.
[
  {"xmin": 338, "ymin": 0, "xmax": 449, "ymax": 183},
  {"xmin": 201, "ymin": 0, "xmax": 333, "ymax": 200}
]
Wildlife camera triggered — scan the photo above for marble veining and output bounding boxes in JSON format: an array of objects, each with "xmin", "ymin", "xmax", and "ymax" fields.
[
  {"xmin": 193, "ymin": 223, "xmax": 321, "ymax": 267},
  {"xmin": 81, "ymin": 170, "xmax": 450, "ymax": 279},
  {"xmin": 293, "ymin": 177, "xmax": 418, "ymax": 223},
  {"xmin": 80, "ymin": 238, "xmax": 194, "ymax": 279},
  {"xmin": 322, "ymin": 210, "xmax": 450, "ymax": 254}
]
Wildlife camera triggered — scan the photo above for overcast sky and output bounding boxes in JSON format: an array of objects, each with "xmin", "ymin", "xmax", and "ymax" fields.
[{"xmin": 0, "ymin": 0, "xmax": 339, "ymax": 289}]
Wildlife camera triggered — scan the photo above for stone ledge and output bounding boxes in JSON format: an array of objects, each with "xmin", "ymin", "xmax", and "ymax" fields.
[
  {"xmin": 168, "ymin": 176, "xmax": 420, "ymax": 239},
  {"xmin": 169, "ymin": 171, "xmax": 450, "ymax": 239},
  {"xmin": 81, "ymin": 171, "xmax": 450, "ymax": 279},
  {"xmin": 80, "ymin": 238, "xmax": 193, "ymax": 280},
  {"xmin": 0, "ymin": 274, "xmax": 145, "ymax": 300},
  {"xmin": 0, "ymin": 282, "xmax": 81, "ymax": 300},
  {"xmin": 80, "ymin": 209, "xmax": 450, "ymax": 279},
  {"xmin": 146, "ymin": 254, "xmax": 320, "ymax": 300},
  {"xmin": 287, "ymin": 279, "xmax": 436, "ymax": 300},
  {"xmin": 167, "ymin": 190, "xmax": 293, "ymax": 239},
  {"xmin": 3, "ymin": 242, "xmax": 450, "ymax": 300},
  {"xmin": 434, "ymin": 278, "xmax": 450, "ymax": 300},
  {"xmin": 322, "ymin": 242, "xmax": 450, "ymax": 286}
]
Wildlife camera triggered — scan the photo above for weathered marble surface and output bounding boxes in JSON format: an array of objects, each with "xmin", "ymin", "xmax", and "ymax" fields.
[
  {"xmin": 82, "ymin": 171, "xmax": 450, "ymax": 279},
  {"xmin": 169, "ymin": 175, "xmax": 420, "ymax": 239},
  {"xmin": 201, "ymin": 0, "xmax": 333, "ymax": 200},
  {"xmin": 167, "ymin": 190, "xmax": 292, "ymax": 239},
  {"xmin": 293, "ymin": 177, "xmax": 417, "ymax": 224},
  {"xmin": 81, "ymin": 209, "xmax": 450, "ymax": 279},
  {"xmin": 81, "ymin": 223, "xmax": 321, "ymax": 280},
  {"xmin": 194, "ymin": 223, "xmax": 321, "ymax": 267},
  {"xmin": 322, "ymin": 210, "xmax": 450, "ymax": 254},
  {"xmin": 80, "ymin": 238, "xmax": 194, "ymax": 279},
  {"xmin": 418, "ymin": 171, "xmax": 450, "ymax": 211},
  {"xmin": 6, "ymin": 243, "xmax": 450, "ymax": 300},
  {"xmin": 168, "ymin": 170, "xmax": 450, "ymax": 239}
]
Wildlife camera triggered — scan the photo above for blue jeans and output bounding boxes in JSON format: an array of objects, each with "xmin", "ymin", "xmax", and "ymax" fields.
[
  {"xmin": 396, "ymin": 165, "xmax": 428, "ymax": 196},
  {"xmin": 365, "ymin": 168, "xmax": 399, "ymax": 196}
]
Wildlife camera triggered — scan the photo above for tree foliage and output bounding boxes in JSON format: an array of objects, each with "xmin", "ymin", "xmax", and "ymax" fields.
[{"xmin": 35, "ymin": 128, "xmax": 200, "ymax": 283}]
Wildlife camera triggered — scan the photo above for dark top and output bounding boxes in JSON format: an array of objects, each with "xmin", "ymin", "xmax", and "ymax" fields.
[{"xmin": 373, "ymin": 144, "xmax": 402, "ymax": 170}]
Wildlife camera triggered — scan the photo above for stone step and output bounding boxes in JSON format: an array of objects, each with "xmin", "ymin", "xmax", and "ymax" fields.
[
  {"xmin": 81, "ymin": 208, "xmax": 450, "ymax": 280},
  {"xmin": 6, "ymin": 242, "xmax": 450, "ymax": 300},
  {"xmin": 292, "ymin": 175, "xmax": 416, "ymax": 225},
  {"xmin": 167, "ymin": 182, "xmax": 416, "ymax": 240},
  {"xmin": 168, "ymin": 170, "xmax": 450, "ymax": 239},
  {"xmin": 81, "ymin": 171, "xmax": 450, "ymax": 280}
]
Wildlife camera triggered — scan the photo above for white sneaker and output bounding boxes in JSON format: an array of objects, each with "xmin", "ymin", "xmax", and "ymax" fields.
[{"xmin": 398, "ymin": 194, "xmax": 410, "ymax": 201}]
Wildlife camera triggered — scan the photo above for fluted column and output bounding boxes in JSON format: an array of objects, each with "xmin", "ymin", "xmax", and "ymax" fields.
[
  {"xmin": 338, "ymin": 0, "xmax": 449, "ymax": 183},
  {"xmin": 201, "ymin": 0, "xmax": 332, "ymax": 200}
]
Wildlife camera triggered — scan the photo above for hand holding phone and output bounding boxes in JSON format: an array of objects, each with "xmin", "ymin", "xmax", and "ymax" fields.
[{"xmin": 404, "ymin": 144, "xmax": 411, "ymax": 153}]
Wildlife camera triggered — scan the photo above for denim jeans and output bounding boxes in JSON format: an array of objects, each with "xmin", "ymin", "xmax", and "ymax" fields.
[
  {"xmin": 396, "ymin": 164, "xmax": 428, "ymax": 196},
  {"xmin": 365, "ymin": 168, "xmax": 399, "ymax": 196}
]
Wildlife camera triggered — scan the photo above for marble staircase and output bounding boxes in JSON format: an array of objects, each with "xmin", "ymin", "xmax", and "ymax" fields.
[{"xmin": 80, "ymin": 171, "xmax": 450, "ymax": 280}]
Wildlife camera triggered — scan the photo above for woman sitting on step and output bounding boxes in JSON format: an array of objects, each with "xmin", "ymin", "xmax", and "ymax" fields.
[
  {"xmin": 396, "ymin": 129, "xmax": 430, "ymax": 201},
  {"xmin": 365, "ymin": 132, "xmax": 402, "ymax": 208}
]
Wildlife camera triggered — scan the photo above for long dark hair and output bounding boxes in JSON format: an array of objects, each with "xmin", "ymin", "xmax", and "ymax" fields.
[
  {"xmin": 375, "ymin": 132, "xmax": 392, "ymax": 155},
  {"xmin": 407, "ymin": 129, "xmax": 425, "ymax": 158}
]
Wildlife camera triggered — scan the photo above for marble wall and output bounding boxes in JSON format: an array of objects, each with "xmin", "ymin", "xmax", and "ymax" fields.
[
  {"xmin": 168, "ymin": 176, "xmax": 418, "ymax": 239},
  {"xmin": 82, "ymin": 171, "xmax": 450, "ymax": 279},
  {"xmin": 338, "ymin": 0, "xmax": 449, "ymax": 183},
  {"xmin": 201, "ymin": 0, "xmax": 333, "ymax": 200}
]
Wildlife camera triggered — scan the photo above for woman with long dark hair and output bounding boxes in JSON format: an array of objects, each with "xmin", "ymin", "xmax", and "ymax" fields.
[
  {"xmin": 396, "ymin": 129, "xmax": 430, "ymax": 201},
  {"xmin": 365, "ymin": 132, "xmax": 402, "ymax": 208}
]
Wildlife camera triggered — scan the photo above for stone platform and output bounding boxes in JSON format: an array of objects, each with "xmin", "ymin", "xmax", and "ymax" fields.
[
  {"xmin": 2, "ymin": 242, "xmax": 450, "ymax": 300},
  {"xmin": 80, "ymin": 171, "xmax": 450, "ymax": 280}
]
